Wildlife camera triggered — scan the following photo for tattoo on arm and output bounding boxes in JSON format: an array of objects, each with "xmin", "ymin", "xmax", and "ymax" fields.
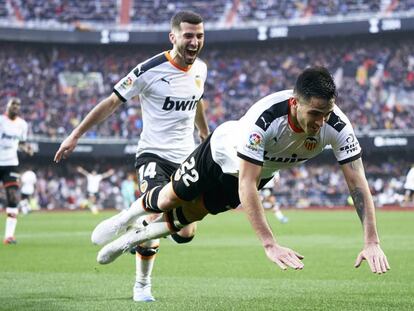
[{"xmin": 351, "ymin": 187, "xmax": 365, "ymax": 224}]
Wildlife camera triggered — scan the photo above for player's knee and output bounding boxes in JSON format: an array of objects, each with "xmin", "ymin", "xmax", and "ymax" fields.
[
  {"xmin": 142, "ymin": 186, "xmax": 163, "ymax": 213},
  {"xmin": 135, "ymin": 244, "xmax": 159, "ymax": 258},
  {"xmin": 170, "ymin": 233, "xmax": 195, "ymax": 244},
  {"xmin": 6, "ymin": 187, "xmax": 19, "ymax": 207},
  {"xmin": 165, "ymin": 207, "xmax": 191, "ymax": 232},
  {"xmin": 6, "ymin": 207, "xmax": 19, "ymax": 217}
]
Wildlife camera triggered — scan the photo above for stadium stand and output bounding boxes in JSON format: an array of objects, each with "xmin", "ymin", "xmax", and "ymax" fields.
[
  {"xmin": 1, "ymin": 34, "xmax": 413, "ymax": 138},
  {"xmin": 1, "ymin": 1, "xmax": 413, "ymax": 210},
  {"xmin": 14, "ymin": 0, "xmax": 117, "ymax": 23},
  {"xmin": 130, "ymin": 0, "xmax": 228, "ymax": 24},
  {"xmin": 7, "ymin": 0, "xmax": 414, "ymax": 26}
]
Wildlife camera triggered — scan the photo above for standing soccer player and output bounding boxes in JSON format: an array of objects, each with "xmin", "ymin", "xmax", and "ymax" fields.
[
  {"xmin": 1, "ymin": 98, "xmax": 33, "ymax": 244},
  {"xmin": 77, "ymin": 166, "xmax": 114, "ymax": 214},
  {"xmin": 54, "ymin": 11, "xmax": 209, "ymax": 302},
  {"xmin": 19, "ymin": 169, "xmax": 37, "ymax": 214}
]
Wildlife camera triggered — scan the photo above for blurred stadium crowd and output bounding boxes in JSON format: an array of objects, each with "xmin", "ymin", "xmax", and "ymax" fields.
[
  {"xmin": 1, "ymin": 0, "xmax": 413, "ymax": 24},
  {"xmin": 1, "ymin": 35, "xmax": 414, "ymax": 138},
  {"xmin": 1, "ymin": 0, "xmax": 414, "ymax": 210}
]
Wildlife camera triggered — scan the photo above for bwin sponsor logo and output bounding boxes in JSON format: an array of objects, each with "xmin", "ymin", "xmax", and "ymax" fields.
[
  {"xmin": 264, "ymin": 152, "xmax": 308, "ymax": 163},
  {"xmin": 162, "ymin": 96, "xmax": 199, "ymax": 111},
  {"xmin": 0, "ymin": 133, "xmax": 20, "ymax": 140}
]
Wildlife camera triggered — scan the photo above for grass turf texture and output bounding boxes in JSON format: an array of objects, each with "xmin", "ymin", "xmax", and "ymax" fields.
[{"xmin": 0, "ymin": 209, "xmax": 413, "ymax": 311}]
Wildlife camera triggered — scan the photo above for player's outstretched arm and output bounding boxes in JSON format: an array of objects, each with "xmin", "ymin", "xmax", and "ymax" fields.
[
  {"xmin": 54, "ymin": 93, "xmax": 123, "ymax": 162},
  {"xmin": 101, "ymin": 169, "xmax": 115, "ymax": 179},
  {"xmin": 341, "ymin": 158, "xmax": 390, "ymax": 274},
  {"xmin": 238, "ymin": 159, "xmax": 304, "ymax": 270},
  {"xmin": 76, "ymin": 166, "xmax": 89, "ymax": 176}
]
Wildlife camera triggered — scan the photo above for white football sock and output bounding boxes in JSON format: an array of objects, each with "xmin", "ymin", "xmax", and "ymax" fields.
[
  {"xmin": 274, "ymin": 210, "xmax": 285, "ymax": 221},
  {"xmin": 135, "ymin": 239, "xmax": 160, "ymax": 285},
  {"xmin": 5, "ymin": 207, "xmax": 18, "ymax": 238}
]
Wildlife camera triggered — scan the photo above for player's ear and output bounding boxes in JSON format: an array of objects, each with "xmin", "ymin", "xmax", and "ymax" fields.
[
  {"xmin": 289, "ymin": 97, "xmax": 298, "ymax": 108},
  {"xmin": 169, "ymin": 32, "xmax": 176, "ymax": 45}
]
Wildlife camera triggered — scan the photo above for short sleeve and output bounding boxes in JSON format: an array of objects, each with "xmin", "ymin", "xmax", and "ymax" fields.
[
  {"xmin": 236, "ymin": 124, "xmax": 267, "ymax": 166},
  {"xmin": 113, "ymin": 64, "xmax": 147, "ymax": 103},
  {"xmin": 328, "ymin": 112, "xmax": 362, "ymax": 165}
]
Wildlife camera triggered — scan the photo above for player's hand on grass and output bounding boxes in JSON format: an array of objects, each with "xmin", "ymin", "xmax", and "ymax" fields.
[
  {"xmin": 265, "ymin": 244, "xmax": 304, "ymax": 270},
  {"xmin": 54, "ymin": 135, "xmax": 79, "ymax": 163},
  {"xmin": 354, "ymin": 243, "xmax": 390, "ymax": 274}
]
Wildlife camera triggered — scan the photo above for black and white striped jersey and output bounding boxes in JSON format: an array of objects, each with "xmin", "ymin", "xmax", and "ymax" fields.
[
  {"xmin": 210, "ymin": 90, "xmax": 361, "ymax": 180},
  {"xmin": 113, "ymin": 51, "xmax": 207, "ymax": 163}
]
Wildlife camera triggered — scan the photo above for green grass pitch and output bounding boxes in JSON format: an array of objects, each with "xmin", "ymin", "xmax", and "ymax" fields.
[{"xmin": 1, "ymin": 209, "xmax": 413, "ymax": 311}]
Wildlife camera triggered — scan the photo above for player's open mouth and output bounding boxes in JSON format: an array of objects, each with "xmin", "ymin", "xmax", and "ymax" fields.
[{"xmin": 186, "ymin": 49, "xmax": 197, "ymax": 57}]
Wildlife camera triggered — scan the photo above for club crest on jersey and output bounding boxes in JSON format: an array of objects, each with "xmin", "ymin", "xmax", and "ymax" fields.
[
  {"xmin": 195, "ymin": 75, "xmax": 203, "ymax": 89},
  {"xmin": 246, "ymin": 132, "xmax": 263, "ymax": 151},
  {"xmin": 304, "ymin": 137, "xmax": 318, "ymax": 151}
]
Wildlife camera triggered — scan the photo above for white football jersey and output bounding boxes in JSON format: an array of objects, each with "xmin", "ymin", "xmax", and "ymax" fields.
[
  {"xmin": 87, "ymin": 174, "xmax": 103, "ymax": 194},
  {"xmin": 0, "ymin": 114, "xmax": 28, "ymax": 166},
  {"xmin": 404, "ymin": 167, "xmax": 414, "ymax": 191},
  {"xmin": 113, "ymin": 51, "xmax": 207, "ymax": 163},
  {"xmin": 21, "ymin": 170, "xmax": 37, "ymax": 195},
  {"xmin": 211, "ymin": 90, "xmax": 362, "ymax": 180}
]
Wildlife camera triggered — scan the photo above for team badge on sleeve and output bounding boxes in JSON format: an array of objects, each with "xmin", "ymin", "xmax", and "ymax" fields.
[
  {"xmin": 304, "ymin": 137, "xmax": 318, "ymax": 151},
  {"xmin": 246, "ymin": 132, "xmax": 263, "ymax": 151},
  {"xmin": 120, "ymin": 76, "xmax": 133, "ymax": 90}
]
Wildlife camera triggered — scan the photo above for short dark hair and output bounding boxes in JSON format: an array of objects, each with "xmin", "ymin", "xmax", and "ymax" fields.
[
  {"xmin": 171, "ymin": 11, "xmax": 203, "ymax": 30},
  {"xmin": 294, "ymin": 67, "xmax": 337, "ymax": 102}
]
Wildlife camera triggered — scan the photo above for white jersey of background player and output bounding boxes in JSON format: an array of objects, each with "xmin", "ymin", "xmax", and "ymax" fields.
[{"xmin": 0, "ymin": 113, "xmax": 28, "ymax": 167}]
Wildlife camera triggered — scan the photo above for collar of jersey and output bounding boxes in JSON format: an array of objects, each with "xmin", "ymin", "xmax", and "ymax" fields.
[
  {"xmin": 287, "ymin": 99, "xmax": 304, "ymax": 133},
  {"xmin": 4, "ymin": 113, "xmax": 19, "ymax": 122},
  {"xmin": 165, "ymin": 51, "xmax": 191, "ymax": 72}
]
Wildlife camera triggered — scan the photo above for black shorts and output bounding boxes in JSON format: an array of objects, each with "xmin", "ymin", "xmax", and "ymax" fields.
[
  {"xmin": 0, "ymin": 166, "xmax": 20, "ymax": 188},
  {"xmin": 135, "ymin": 153, "xmax": 180, "ymax": 194},
  {"xmin": 88, "ymin": 191, "xmax": 99, "ymax": 199},
  {"xmin": 172, "ymin": 135, "xmax": 272, "ymax": 215}
]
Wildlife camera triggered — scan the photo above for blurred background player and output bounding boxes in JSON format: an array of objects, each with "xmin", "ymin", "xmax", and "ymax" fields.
[
  {"xmin": 19, "ymin": 169, "xmax": 37, "ymax": 215},
  {"xmin": 1, "ymin": 97, "xmax": 33, "ymax": 244},
  {"xmin": 54, "ymin": 11, "xmax": 209, "ymax": 302},
  {"xmin": 121, "ymin": 173, "xmax": 137, "ymax": 210},
  {"xmin": 260, "ymin": 174, "xmax": 288, "ymax": 224},
  {"xmin": 403, "ymin": 164, "xmax": 414, "ymax": 206},
  {"xmin": 77, "ymin": 166, "xmax": 114, "ymax": 214}
]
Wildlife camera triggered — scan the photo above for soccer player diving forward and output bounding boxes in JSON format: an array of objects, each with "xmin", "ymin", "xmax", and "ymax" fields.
[{"xmin": 92, "ymin": 67, "xmax": 390, "ymax": 275}]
